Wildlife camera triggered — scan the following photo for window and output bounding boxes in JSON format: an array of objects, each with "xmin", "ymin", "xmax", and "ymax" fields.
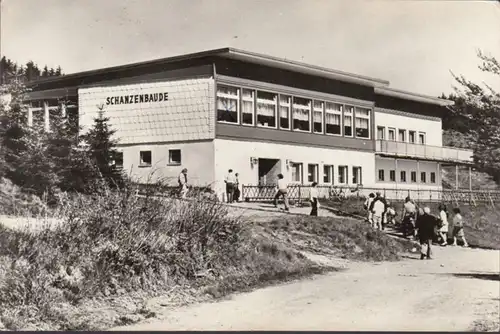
[
  {"xmin": 355, "ymin": 107, "xmax": 370, "ymax": 138},
  {"xmin": 313, "ymin": 100, "xmax": 324, "ymax": 134},
  {"xmin": 352, "ymin": 166, "xmax": 362, "ymax": 185},
  {"xmin": 291, "ymin": 163, "xmax": 303, "ymax": 183},
  {"xmin": 421, "ymin": 172, "xmax": 427, "ymax": 183},
  {"xmin": 325, "ymin": 102, "xmax": 342, "ymax": 135},
  {"xmin": 256, "ymin": 90, "xmax": 277, "ymax": 128},
  {"xmin": 419, "ymin": 132, "xmax": 426, "ymax": 145},
  {"xmin": 344, "ymin": 106, "xmax": 353, "ymax": 137},
  {"xmin": 140, "ymin": 151, "xmax": 152, "ymax": 167},
  {"xmin": 398, "ymin": 129, "xmax": 406, "ymax": 142},
  {"xmin": 217, "ymin": 85, "xmax": 239, "ymax": 123},
  {"xmin": 409, "ymin": 131, "xmax": 416, "ymax": 143},
  {"xmin": 169, "ymin": 149, "xmax": 181, "ymax": 165},
  {"xmin": 377, "ymin": 126, "xmax": 385, "ymax": 140},
  {"xmin": 308, "ymin": 164, "xmax": 319, "ymax": 183},
  {"xmin": 400, "ymin": 170, "xmax": 407, "ymax": 182},
  {"xmin": 411, "ymin": 171, "xmax": 417, "ymax": 183},
  {"xmin": 292, "ymin": 97, "xmax": 311, "ymax": 132},
  {"xmin": 114, "ymin": 151, "xmax": 123, "ymax": 169},
  {"xmin": 388, "ymin": 128, "xmax": 396, "ymax": 141},
  {"xmin": 338, "ymin": 165, "xmax": 348, "ymax": 184},
  {"xmin": 378, "ymin": 169, "xmax": 385, "ymax": 181},
  {"xmin": 279, "ymin": 95, "xmax": 291, "ymax": 130},
  {"xmin": 241, "ymin": 89, "xmax": 254, "ymax": 126},
  {"xmin": 389, "ymin": 170, "xmax": 396, "ymax": 182},
  {"xmin": 323, "ymin": 165, "xmax": 334, "ymax": 184},
  {"xmin": 430, "ymin": 172, "xmax": 436, "ymax": 183}
]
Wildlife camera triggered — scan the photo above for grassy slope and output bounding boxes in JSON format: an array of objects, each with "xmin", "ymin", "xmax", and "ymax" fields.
[
  {"xmin": 322, "ymin": 198, "xmax": 500, "ymax": 250},
  {"xmin": 0, "ymin": 196, "xmax": 415, "ymax": 331}
]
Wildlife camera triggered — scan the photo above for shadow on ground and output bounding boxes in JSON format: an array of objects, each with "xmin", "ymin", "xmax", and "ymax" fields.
[{"xmin": 441, "ymin": 273, "xmax": 500, "ymax": 282}]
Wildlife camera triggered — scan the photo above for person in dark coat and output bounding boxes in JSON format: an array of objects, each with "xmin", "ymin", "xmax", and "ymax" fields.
[{"xmin": 416, "ymin": 207, "xmax": 439, "ymax": 260}]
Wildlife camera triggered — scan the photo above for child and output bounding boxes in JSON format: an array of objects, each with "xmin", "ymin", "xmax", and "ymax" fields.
[
  {"xmin": 452, "ymin": 208, "xmax": 469, "ymax": 247},
  {"xmin": 385, "ymin": 201, "xmax": 396, "ymax": 226}
]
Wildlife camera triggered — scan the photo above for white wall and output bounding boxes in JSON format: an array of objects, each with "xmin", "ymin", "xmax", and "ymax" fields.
[
  {"xmin": 213, "ymin": 138, "xmax": 376, "ymax": 198},
  {"xmin": 375, "ymin": 111, "xmax": 442, "ymax": 147},
  {"xmin": 375, "ymin": 157, "xmax": 441, "ymax": 190},
  {"xmin": 78, "ymin": 78, "xmax": 215, "ymax": 145},
  {"xmin": 120, "ymin": 140, "xmax": 215, "ymax": 186}
]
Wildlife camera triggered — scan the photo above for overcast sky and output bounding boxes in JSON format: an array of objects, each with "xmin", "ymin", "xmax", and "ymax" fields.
[{"xmin": 1, "ymin": 0, "xmax": 499, "ymax": 96}]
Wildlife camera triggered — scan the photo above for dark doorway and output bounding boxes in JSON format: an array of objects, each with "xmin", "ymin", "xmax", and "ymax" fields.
[{"xmin": 258, "ymin": 158, "xmax": 281, "ymax": 186}]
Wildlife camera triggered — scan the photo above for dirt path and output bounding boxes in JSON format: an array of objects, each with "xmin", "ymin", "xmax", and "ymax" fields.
[{"xmin": 113, "ymin": 245, "xmax": 499, "ymax": 331}]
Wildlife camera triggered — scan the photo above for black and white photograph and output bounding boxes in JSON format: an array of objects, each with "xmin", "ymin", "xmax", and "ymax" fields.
[{"xmin": 0, "ymin": 0, "xmax": 499, "ymax": 331}]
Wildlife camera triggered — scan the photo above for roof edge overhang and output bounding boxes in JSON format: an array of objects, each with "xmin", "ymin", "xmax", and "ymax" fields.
[
  {"xmin": 27, "ymin": 47, "xmax": 390, "ymax": 89},
  {"xmin": 375, "ymin": 86, "xmax": 454, "ymax": 107}
]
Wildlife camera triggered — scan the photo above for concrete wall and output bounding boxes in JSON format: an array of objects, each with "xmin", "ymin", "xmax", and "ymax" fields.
[
  {"xmin": 374, "ymin": 109, "xmax": 442, "ymax": 147},
  {"xmin": 78, "ymin": 78, "xmax": 215, "ymax": 144},
  {"xmin": 213, "ymin": 138, "xmax": 375, "ymax": 198},
  {"xmin": 119, "ymin": 140, "xmax": 215, "ymax": 186}
]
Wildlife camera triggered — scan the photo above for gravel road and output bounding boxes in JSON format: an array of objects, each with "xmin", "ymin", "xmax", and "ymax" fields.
[{"xmin": 113, "ymin": 245, "xmax": 500, "ymax": 331}]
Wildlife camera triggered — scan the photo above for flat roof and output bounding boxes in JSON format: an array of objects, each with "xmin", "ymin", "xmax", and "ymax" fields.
[{"xmin": 28, "ymin": 47, "xmax": 453, "ymax": 106}]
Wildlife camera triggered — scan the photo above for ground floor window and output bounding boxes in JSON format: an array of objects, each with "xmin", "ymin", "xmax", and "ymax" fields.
[
  {"xmin": 400, "ymin": 170, "xmax": 407, "ymax": 182},
  {"xmin": 291, "ymin": 163, "xmax": 303, "ymax": 183},
  {"xmin": 378, "ymin": 169, "xmax": 385, "ymax": 181},
  {"xmin": 323, "ymin": 165, "xmax": 334, "ymax": 184},
  {"xmin": 114, "ymin": 151, "xmax": 123, "ymax": 169},
  {"xmin": 338, "ymin": 165, "xmax": 348, "ymax": 184},
  {"xmin": 169, "ymin": 149, "xmax": 181, "ymax": 165},
  {"xmin": 308, "ymin": 164, "xmax": 319, "ymax": 183},
  {"xmin": 430, "ymin": 172, "xmax": 436, "ymax": 183},
  {"xmin": 389, "ymin": 170, "xmax": 396, "ymax": 182},
  {"xmin": 421, "ymin": 172, "xmax": 427, "ymax": 183},
  {"xmin": 352, "ymin": 166, "xmax": 362, "ymax": 185},
  {"xmin": 411, "ymin": 171, "xmax": 417, "ymax": 183},
  {"xmin": 140, "ymin": 151, "xmax": 152, "ymax": 167}
]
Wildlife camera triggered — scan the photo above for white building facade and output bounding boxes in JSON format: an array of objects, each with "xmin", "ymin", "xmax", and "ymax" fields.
[{"xmin": 24, "ymin": 48, "xmax": 473, "ymax": 201}]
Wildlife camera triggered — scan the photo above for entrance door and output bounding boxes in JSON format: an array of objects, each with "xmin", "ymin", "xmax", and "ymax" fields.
[{"xmin": 258, "ymin": 158, "xmax": 281, "ymax": 186}]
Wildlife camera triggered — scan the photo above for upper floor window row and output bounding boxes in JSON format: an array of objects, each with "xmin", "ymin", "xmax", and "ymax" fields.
[
  {"xmin": 216, "ymin": 84, "xmax": 372, "ymax": 139},
  {"xmin": 376, "ymin": 126, "xmax": 426, "ymax": 145}
]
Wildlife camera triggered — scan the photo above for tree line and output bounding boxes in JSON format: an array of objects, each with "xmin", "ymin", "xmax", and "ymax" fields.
[
  {"xmin": 0, "ymin": 56, "xmax": 63, "ymax": 84},
  {"xmin": 0, "ymin": 76, "xmax": 124, "ymax": 203},
  {"xmin": 440, "ymin": 51, "xmax": 500, "ymax": 185}
]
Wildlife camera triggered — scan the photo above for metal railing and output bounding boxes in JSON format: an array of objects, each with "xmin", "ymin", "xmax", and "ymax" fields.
[
  {"xmin": 241, "ymin": 184, "xmax": 500, "ymax": 205},
  {"xmin": 375, "ymin": 140, "xmax": 473, "ymax": 163}
]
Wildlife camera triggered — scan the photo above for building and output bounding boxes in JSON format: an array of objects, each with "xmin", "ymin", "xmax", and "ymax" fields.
[{"xmin": 23, "ymin": 47, "xmax": 473, "ymax": 201}]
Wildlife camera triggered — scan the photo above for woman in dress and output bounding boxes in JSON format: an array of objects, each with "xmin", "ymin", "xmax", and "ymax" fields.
[{"xmin": 438, "ymin": 203, "xmax": 449, "ymax": 246}]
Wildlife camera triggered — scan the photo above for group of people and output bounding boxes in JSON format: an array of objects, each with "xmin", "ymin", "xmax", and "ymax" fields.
[
  {"xmin": 364, "ymin": 193, "xmax": 469, "ymax": 260},
  {"xmin": 224, "ymin": 169, "xmax": 241, "ymax": 203}
]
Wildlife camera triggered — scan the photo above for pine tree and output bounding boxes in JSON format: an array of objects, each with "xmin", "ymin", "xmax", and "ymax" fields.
[
  {"xmin": 42, "ymin": 65, "xmax": 49, "ymax": 77},
  {"xmin": 81, "ymin": 107, "xmax": 124, "ymax": 189},
  {"xmin": 55, "ymin": 66, "xmax": 62, "ymax": 76}
]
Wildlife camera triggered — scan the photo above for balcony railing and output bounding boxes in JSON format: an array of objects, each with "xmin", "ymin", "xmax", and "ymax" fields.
[{"xmin": 375, "ymin": 140, "xmax": 473, "ymax": 164}]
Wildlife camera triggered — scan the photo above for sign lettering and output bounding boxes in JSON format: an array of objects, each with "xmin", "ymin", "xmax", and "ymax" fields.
[{"xmin": 105, "ymin": 92, "xmax": 169, "ymax": 105}]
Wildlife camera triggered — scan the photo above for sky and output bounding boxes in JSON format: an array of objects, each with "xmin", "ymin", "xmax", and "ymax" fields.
[{"xmin": 1, "ymin": 0, "xmax": 500, "ymax": 96}]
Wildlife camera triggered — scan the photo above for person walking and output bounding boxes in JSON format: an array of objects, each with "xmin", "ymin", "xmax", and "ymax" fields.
[
  {"xmin": 178, "ymin": 168, "xmax": 189, "ymax": 199},
  {"xmin": 452, "ymin": 208, "xmax": 469, "ymax": 247},
  {"xmin": 224, "ymin": 169, "xmax": 236, "ymax": 203},
  {"xmin": 416, "ymin": 207, "xmax": 439, "ymax": 260},
  {"xmin": 369, "ymin": 192, "xmax": 387, "ymax": 230},
  {"xmin": 364, "ymin": 193, "xmax": 375, "ymax": 226},
  {"xmin": 438, "ymin": 203, "xmax": 449, "ymax": 246},
  {"xmin": 233, "ymin": 173, "xmax": 241, "ymax": 203},
  {"xmin": 309, "ymin": 182, "xmax": 319, "ymax": 216},
  {"xmin": 401, "ymin": 196, "xmax": 417, "ymax": 238},
  {"xmin": 273, "ymin": 173, "xmax": 289, "ymax": 211}
]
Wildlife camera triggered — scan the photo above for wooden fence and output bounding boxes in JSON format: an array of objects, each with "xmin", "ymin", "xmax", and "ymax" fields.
[{"xmin": 241, "ymin": 184, "xmax": 500, "ymax": 206}]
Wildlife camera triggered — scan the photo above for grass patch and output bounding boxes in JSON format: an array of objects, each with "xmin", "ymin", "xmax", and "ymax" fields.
[
  {"xmin": 0, "ymin": 184, "xmax": 416, "ymax": 330},
  {"xmin": 322, "ymin": 197, "xmax": 500, "ymax": 250}
]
